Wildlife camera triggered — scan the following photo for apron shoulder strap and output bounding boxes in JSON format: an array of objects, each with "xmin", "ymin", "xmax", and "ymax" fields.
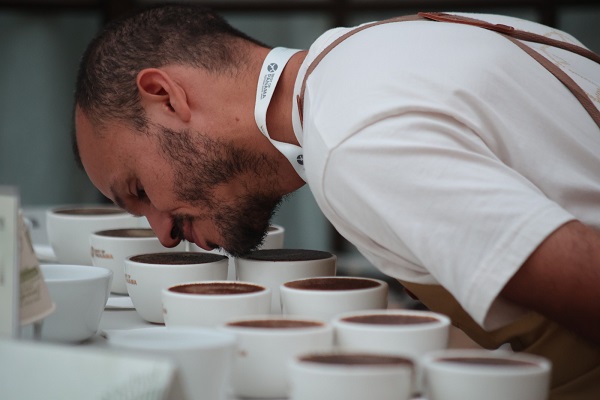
[
  {"xmin": 296, "ymin": 12, "xmax": 600, "ymax": 129},
  {"xmin": 419, "ymin": 12, "xmax": 600, "ymax": 63},
  {"xmin": 419, "ymin": 12, "xmax": 600, "ymax": 129},
  {"xmin": 296, "ymin": 14, "xmax": 425, "ymax": 124}
]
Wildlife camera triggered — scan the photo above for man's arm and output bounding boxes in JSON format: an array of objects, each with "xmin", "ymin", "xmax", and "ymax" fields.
[{"xmin": 501, "ymin": 220, "xmax": 600, "ymax": 344}]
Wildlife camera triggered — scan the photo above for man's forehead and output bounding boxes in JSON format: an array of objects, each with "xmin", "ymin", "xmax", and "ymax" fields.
[
  {"xmin": 74, "ymin": 107, "xmax": 120, "ymax": 197},
  {"xmin": 74, "ymin": 107, "xmax": 99, "ymax": 165},
  {"xmin": 75, "ymin": 106, "xmax": 109, "ymax": 139}
]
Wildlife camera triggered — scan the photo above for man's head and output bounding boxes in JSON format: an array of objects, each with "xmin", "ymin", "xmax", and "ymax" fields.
[
  {"xmin": 74, "ymin": 3, "xmax": 265, "ymax": 134},
  {"xmin": 73, "ymin": 4, "xmax": 287, "ymax": 257}
]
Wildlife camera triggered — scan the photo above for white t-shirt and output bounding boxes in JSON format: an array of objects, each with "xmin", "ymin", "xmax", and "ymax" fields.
[{"xmin": 291, "ymin": 13, "xmax": 600, "ymax": 330}]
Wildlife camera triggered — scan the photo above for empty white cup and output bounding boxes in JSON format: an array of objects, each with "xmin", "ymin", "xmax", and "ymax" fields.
[
  {"xmin": 107, "ymin": 327, "xmax": 236, "ymax": 400},
  {"xmin": 125, "ymin": 252, "xmax": 228, "ymax": 324},
  {"xmin": 37, "ymin": 264, "xmax": 112, "ymax": 342}
]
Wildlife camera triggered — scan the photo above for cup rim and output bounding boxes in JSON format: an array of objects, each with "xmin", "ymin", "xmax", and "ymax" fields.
[
  {"xmin": 421, "ymin": 348, "xmax": 552, "ymax": 375},
  {"xmin": 40, "ymin": 264, "xmax": 113, "ymax": 282},
  {"xmin": 332, "ymin": 309, "xmax": 451, "ymax": 329},
  {"xmin": 107, "ymin": 326, "xmax": 236, "ymax": 350}
]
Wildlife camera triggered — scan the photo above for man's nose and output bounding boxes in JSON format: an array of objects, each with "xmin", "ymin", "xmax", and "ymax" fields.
[{"xmin": 144, "ymin": 209, "xmax": 181, "ymax": 248}]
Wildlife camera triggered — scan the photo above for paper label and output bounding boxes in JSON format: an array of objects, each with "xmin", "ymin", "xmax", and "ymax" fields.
[
  {"xmin": 18, "ymin": 211, "xmax": 55, "ymax": 326},
  {"xmin": 0, "ymin": 187, "xmax": 19, "ymax": 338}
]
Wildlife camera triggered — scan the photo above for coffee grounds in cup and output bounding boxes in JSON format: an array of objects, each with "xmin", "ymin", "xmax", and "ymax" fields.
[
  {"xmin": 284, "ymin": 277, "xmax": 379, "ymax": 291},
  {"xmin": 437, "ymin": 357, "xmax": 539, "ymax": 367},
  {"xmin": 227, "ymin": 319, "xmax": 323, "ymax": 329},
  {"xmin": 95, "ymin": 228, "xmax": 156, "ymax": 238},
  {"xmin": 170, "ymin": 282, "xmax": 263, "ymax": 295},
  {"xmin": 243, "ymin": 249, "xmax": 333, "ymax": 262},
  {"xmin": 130, "ymin": 252, "xmax": 227, "ymax": 265},
  {"xmin": 53, "ymin": 207, "xmax": 127, "ymax": 215},
  {"xmin": 342, "ymin": 314, "xmax": 439, "ymax": 325},
  {"xmin": 299, "ymin": 353, "xmax": 414, "ymax": 367}
]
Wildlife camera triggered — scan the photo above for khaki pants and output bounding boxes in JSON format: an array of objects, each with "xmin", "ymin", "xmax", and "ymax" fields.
[{"xmin": 399, "ymin": 280, "xmax": 600, "ymax": 400}]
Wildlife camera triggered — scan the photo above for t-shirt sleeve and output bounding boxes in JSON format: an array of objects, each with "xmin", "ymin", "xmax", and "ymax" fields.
[{"xmin": 319, "ymin": 111, "xmax": 575, "ymax": 330}]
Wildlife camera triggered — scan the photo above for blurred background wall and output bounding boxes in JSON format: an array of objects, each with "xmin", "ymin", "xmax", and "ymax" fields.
[{"xmin": 1, "ymin": 0, "xmax": 599, "ymax": 253}]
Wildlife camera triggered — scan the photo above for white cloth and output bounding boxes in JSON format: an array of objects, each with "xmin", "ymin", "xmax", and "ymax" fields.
[{"xmin": 291, "ymin": 13, "xmax": 600, "ymax": 330}]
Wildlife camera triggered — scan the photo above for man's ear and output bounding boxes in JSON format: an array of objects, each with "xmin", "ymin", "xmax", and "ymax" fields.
[{"xmin": 136, "ymin": 68, "xmax": 191, "ymax": 122}]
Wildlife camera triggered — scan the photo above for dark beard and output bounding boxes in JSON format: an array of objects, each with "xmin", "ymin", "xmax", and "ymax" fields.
[
  {"xmin": 214, "ymin": 192, "xmax": 282, "ymax": 257},
  {"xmin": 156, "ymin": 125, "xmax": 282, "ymax": 255}
]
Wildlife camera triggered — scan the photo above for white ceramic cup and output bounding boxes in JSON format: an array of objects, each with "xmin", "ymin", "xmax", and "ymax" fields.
[
  {"xmin": 236, "ymin": 249, "xmax": 336, "ymax": 314},
  {"xmin": 259, "ymin": 224, "xmax": 285, "ymax": 249},
  {"xmin": 333, "ymin": 310, "xmax": 450, "ymax": 359},
  {"xmin": 288, "ymin": 352, "xmax": 414, "ymax": 400},
  {"xmin": 162, "ymin": 281, "xmax": 271, "ymax": 328},
  {"xmin": 280, "ymin": 276, "xmax": 388, "ymax": 321},
  {"xmin": 46, "ymin": 205, "xmax": 139, "ymax": 265},
  {"xmin": 107, "ymin": 327, "xmax": 236, "ymax": 400},
  {"xmin": 90, "ymin": 228, "xmax": 185, "ymax": 294},
  {"xmin": 220, "ymin": 316, "xmax": 334, "ymax": 398},
  {"xmin": 333, "ymin": 309, "xmax": 451, "ymax": 394},
  {"xmin": 37, "ymin": 264, "xmax": 112, "ymax": 342},
  {"xmin": 421, "ymin": 349, "xmax": 552, "ymax": 400},
  {"xmin": 189, "ymin": 224, "xmax": 286, "ymax": 281},
  {"xmin": 124, "ymin": 252, "xmax": 229, "ymax": 324}
]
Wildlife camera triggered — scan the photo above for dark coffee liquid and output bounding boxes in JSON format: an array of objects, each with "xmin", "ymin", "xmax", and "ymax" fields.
[
  {"xmin": 53, "ymin": 207, "xmax": 126, "ymax": 216},
  {"xmin": 300, "ymin": 353, "xmax": 413, "ymax": 367},
  {"xmin": 130, "ymin": 252, "xmax": 227, "ymax": 264},
  {"xmin": 437, "ymin": 357, "xmax": 538, "ymax": 367},
  {"xmin": 244, "ymin": 249, "xmax": 333, "ymax": 262},
  {"xmin": 342, "ymin": 314, "xmax": 439, "ymax": 325},
  {"xmin": 284, "ymin": 277, "xmax": 379, "ymax": 291},
  {"xmin": 227, "ymin": 319, "xmax": 323, "ymax": 329},
  {"xmin": 96, "ymin": 228, "xmax": 156, "ymax": 238},
  {"xmin": 170, "ymin": 282, "xmax": 263, "ymax": 295}
]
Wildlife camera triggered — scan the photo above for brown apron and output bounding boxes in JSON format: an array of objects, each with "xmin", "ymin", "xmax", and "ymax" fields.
[
  {"xmin": 296, "ymin": 12, "xmax": 600, "ymax": 400},
  {"xmin": 400, "ymin": 281, "xmax": 600, "ymax": 400}
]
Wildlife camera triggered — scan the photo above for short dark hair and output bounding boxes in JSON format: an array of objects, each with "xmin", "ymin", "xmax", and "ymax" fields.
[{"xmin": 74, "ymin": 3, "xmax": 266, "ymax": 132}]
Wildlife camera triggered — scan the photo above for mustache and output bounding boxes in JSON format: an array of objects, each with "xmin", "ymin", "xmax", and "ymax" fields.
[
  {"xmin": 171, "ymin": 214, "xmax": 218, "ymax": 249},
  {"xmin": 170, "ymin": 215, "xmax": 188, "ymax": 241}
]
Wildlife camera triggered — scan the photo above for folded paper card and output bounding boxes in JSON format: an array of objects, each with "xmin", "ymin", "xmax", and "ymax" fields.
[
  {"xmin": 0, "ymin": 186, "xmax": 20, "ymax": 338},
  {"xmin": 18, "ymin": 211, "xmax": 55, "ymax": 327}
]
